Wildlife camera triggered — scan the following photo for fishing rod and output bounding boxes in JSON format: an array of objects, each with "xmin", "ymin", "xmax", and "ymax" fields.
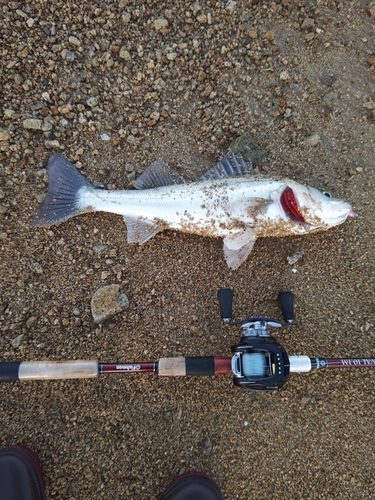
[{"xmin": 1, "ymin": 290, "xmax": 374, "ymax": 391}]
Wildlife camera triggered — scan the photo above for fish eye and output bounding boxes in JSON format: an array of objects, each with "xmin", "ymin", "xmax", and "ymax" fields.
[{"xmin": 323, "ymin": 191, "xmax": 331, "ymax": 198}]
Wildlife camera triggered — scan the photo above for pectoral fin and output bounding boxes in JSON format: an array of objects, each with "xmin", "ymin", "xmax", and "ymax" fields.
[
  {"xmin": 223, "ymin": 231, "xmax": 257, "ymax": 269},
  {"xmin": 124, "ymin": 216, "xmax": 161, "ymax": 244}
]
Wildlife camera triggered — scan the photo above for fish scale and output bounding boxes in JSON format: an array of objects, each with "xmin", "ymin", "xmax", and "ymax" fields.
[{"xmin": 80, "ymin": 178, "xmax": 279, "ymax": 234}]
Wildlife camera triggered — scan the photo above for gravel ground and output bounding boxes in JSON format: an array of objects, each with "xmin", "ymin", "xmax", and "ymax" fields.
[{"xmin": 1, "ymin": 1, "xmax": 375, "ymax": 499}]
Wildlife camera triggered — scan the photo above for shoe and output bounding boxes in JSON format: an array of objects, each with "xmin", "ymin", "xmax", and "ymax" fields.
[
  {"xmin": 158, "ymin": 471, "xmax": 224, "ymax": 500},
  {"xmin": 0, "ymin": 445, "xmax": 46, "ymax": 500}
]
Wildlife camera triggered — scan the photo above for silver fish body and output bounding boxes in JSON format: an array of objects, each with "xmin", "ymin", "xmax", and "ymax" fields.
[{"xmin": 33, "ymin": 154, "xmax": 353, "ymax": 269}]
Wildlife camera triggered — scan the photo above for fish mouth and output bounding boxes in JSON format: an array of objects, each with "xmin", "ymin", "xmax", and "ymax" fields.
[{"xmin": 280, "ymin": 187, "xmax": 308, "ymax": 224}]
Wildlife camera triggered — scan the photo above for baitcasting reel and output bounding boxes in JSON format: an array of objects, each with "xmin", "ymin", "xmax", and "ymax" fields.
[{"xmin": 218, "ymin": 288, "xmax": 295, "ymax": 391}]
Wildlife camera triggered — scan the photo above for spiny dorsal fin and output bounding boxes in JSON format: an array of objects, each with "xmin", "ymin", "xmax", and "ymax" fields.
[
  {"xmin": 134, "ymin": 160, "xmax": 185, "ymax": 190},
  {"xmin": 197, "ymin": 153, "xmax": 254, "ymax": 182}
]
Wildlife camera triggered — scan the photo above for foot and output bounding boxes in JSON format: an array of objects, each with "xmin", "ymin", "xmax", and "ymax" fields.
[
  {"xmin": 158, "ymin": 471, "xmax": 224, "ymax": 500},
  {"xmin": 0, "ymin": 445, "xmax": 46, "ymax": 500}
]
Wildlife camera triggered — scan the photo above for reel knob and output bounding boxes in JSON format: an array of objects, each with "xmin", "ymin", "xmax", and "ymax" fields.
[
  {"xmin": 218, "ymin": 288, "xmax": 234, "ymax": 324},
  {"xmin": 278, "ymin": 291, "xmax": 294, "ymax": 324}
]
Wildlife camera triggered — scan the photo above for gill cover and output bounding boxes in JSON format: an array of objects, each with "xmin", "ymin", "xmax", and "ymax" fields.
[{"xmin": 284, "ymin": 181, "xmax": 353, "ymax": 228}]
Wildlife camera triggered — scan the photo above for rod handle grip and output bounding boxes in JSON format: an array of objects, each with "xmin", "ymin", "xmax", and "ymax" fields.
[
  {"xmin": 218, "ymin": 288, "xmax": 234, "ymax": 322},
  {"xmin": 158, "ymin": 356, "xmax": 232, "ymax": 376},
  {"xmin": 0, "ymin": 361, "xmax": 98, "ymax": 381},
  {"xmin": 278, "ymin": 291, "xmax": 294, "ymax": 324}
]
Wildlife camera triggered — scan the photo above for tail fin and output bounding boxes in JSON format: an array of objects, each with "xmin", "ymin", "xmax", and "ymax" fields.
[{"xmin": 32, "ymin": 154, "xmax": 93, "ymax": 227}]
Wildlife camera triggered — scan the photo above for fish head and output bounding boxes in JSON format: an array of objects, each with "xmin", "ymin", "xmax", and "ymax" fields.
[{"xmin": 279, "ymin": 180, "xmax": 353, "ymax": 230}]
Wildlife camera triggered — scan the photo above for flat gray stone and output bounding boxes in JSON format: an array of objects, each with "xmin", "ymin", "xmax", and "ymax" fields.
[
  {"xmin": 229, "ymin": 136, "xmax": 268, "ymax": 167},
  {"xmin": 91, "ymin": 284, "xmax": 129, "ymax": 323},
  {"xmin": 23, "ymin": 118, "xmax": 43, "ymax": 130}
]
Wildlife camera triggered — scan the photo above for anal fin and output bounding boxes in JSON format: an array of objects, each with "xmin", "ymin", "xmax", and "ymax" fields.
[{"xmin": 124, "ymin": 217, "xmax": 161, "ymax": 244}]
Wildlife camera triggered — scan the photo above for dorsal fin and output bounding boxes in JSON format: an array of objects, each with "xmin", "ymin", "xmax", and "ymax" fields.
[
  {"xmin": 197, "ymin": 153, "xmax": 254, "ymax": 182},
  {"xmin": 134, "ymin": 160, "xmax": 185, "ymax": 190}
]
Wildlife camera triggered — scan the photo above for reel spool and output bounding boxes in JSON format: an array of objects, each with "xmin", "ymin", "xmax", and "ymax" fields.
[
  {"xmin": 218, "ymin": 288, "xmax": 294, "ymax": 391},
  {"xmin": 231, "ymin": 340, "xmax": 290, "ymax": 391}
]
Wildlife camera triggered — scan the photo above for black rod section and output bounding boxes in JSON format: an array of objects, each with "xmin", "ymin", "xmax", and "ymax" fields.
[
  {"xmin": 0, "ymin": 362, "xmax": 21, "ymax": 381},
  {"xmin": 185, "ymin": 357, "xmax": 215, "ymax": 376}
]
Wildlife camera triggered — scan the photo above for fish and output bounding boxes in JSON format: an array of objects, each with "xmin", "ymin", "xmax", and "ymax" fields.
[{"xmin": 32, "ymin": 153, "xmax": 354, "ymax": 269}]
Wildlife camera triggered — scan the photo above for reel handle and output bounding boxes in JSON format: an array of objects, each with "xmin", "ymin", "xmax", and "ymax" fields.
[
  {"xmin": 278, "ymin": 291, "xmax": 294, "ymax": 324},
  {"xmin": 218, "ymin": 288, "xmax": 234, "ymax": 323}
]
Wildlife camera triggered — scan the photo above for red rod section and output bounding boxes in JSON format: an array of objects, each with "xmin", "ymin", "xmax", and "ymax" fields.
[
  {"xmin": 99, "ymin": 362, "xmax": 157, "ymax": 374},
  {"xmin": 214, "ymin": 356, "xmax": 232, "ymax": 375},
  {"xmin": 322, "ymin": 358, "xmax": 375, "ymax": 369}
]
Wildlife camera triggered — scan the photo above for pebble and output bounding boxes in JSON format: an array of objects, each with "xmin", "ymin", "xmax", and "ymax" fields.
[
  {"xmin": 12, "ymin": 334, "xmax": 24, "ymax": 348},
  {"xmin": 58, "ymin": 104, "xmax": 72, "ymax": 114},
  {"xmin": 66, "ymin": 51, "xmax": 75, "ymax": 62},
  {"xmin": 42, "ymin": 119, "xmax": 54, "ymax": 131},
  {"xmin": 280, "ymin": 70, "xmax": 290, "ymax": 82},
  {"xmin": 45, "ymin": 140, "xmax": 61, "ymax": 148},
  {"xmin": 225, "ymin": 0, "xmax": 236, "ymax": 12},
  {"xmin": 197, "ymin": 14, "xmax": 207, "ymax": 24},
  {"xmin": 82, "ymin": 466, "xmax": 94, "ymax": 481},
  {"xmin": 126, "ymin": 135, "xmax": 137, "ymax": 144},
  {"xmin": 23, "ymin": 119, "xmax": 43, "ymax": 130},
  {"xmin": 202, "ymin": 437, "xmax": 212, "ymax": 454},
  {"xmin": 153, "ymin": 18, "xmax": 168, "ymax": 33},
  {"xmin": 301, "ymin": 18, "xmax": 315, "ymax": 30},
  {"xmin": 320, "ymin": 71, "xmax": 337, "ymax": 87},
  {"xmin": 4, "ymin": 109, "xmax": 15, "ymax": 119},
  {"xmin": 93, "ymin": 245, "xmax": 107, "ymax": 254},
  {"xmin": 119, "ymin": 47, "xmax": 131, "ymax": 60},
  {"xmin": 0, "ymin": 190, "xmax": 5, "ymax": 200},
  {"xmin": 86, "ymin": 97, "xmax": 99, "ymax": 107},
  {"xmin": 0, "ymin": 129, "xmax": 11, "ymax": 141},
  {"xmin": 69, "ymin": 36, "xmax": 81, "ymax": 47},
  {"xmin": 264, "ymin": 31, "xmax": 274, "ymax": 41},
  {"xmin": 303, "ymin": 134, "xmax": 321, "ymax": 147},
  {"xmin": 91, "ymin": 284, "xmax": 129, "ymax": 323},
  {"xmin": 150, "ymin": 111, "xmax": 160, "ymax": 121},
  {"xmin": 26, "ymin": 316, "xmax": 38, "ymax": 329},
  {"xmin": 287, "ymin": 252, "xmax": 305, "ymax": 265},
  {"xmin": 16, "ymin": 9, "xmax": 27, "ymax": 18}
]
